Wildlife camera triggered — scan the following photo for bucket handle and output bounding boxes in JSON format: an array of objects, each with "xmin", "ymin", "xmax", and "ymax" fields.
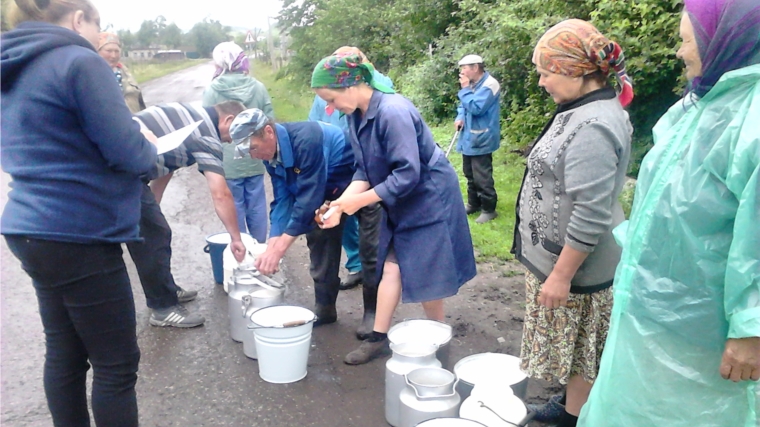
[
  {"xmin": 203, "ymin": 244, "xmax": 210, "ymax": 253},
  {"xmin": 248, "ymin": 315, "xmax": 318, "ymax": 330},
  {"xmin": 404, "ymin": 373, "xmax": 459, "ymax": 400},
  {"xmin": 477, "ymin": 401, "xmax": 535, "ymax": 427}
]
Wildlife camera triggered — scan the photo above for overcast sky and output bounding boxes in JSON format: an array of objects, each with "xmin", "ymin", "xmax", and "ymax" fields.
[{"xmin": 92, "ymin": 0, "xmax": 284, "ymax": 32}]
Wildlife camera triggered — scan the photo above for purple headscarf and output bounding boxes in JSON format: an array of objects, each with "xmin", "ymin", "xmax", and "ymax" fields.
[
  {"xmin": 683, "ymin": 0, "xmax": 760, "ymax": 97},
  {"xmin": 212, "ymin": 42, "xmax": 250, "ymax": 79}
]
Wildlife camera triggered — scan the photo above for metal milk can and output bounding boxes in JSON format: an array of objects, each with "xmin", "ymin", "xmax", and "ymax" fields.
[
  {"xmin": 242, "ymin": 286, "xmax": 285, "ymax": 359},
  {"xmin": 399, "ymin": 367, "xmax": 461, "ymax": 427},
  {"xmin": 228, "ymin": 267, "xmax": 282, "ymax": 342},
  {"xmin": 386, "ymin": 342, "xmax": 441, "ymax": 427}
]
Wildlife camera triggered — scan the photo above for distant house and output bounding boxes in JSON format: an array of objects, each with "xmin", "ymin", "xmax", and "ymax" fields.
[
  {"xmin": 127, "ymin": 47, "xmax": 161, "ymax": 61},
  {"xmin": 153, "ymin": 50, "xmax": 186, "ymax": 62}
]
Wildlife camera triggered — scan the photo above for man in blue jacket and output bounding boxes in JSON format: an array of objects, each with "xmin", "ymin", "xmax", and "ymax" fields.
[
  {"xmin": 229, "ymin": 109, "xmax": 373, "ymax": 337},
  {"xmin": 454, "ymin": 54, "xmax": 501, "ymax": 224}
]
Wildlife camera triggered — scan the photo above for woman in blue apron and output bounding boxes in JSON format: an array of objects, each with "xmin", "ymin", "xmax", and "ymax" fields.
[{"xmin": 312, "ymin": 53, "xmax": 477, "ymax": 365}]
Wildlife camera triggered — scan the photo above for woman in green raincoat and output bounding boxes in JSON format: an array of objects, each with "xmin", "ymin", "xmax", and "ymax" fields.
[{"xmin": 579, "ymin": 1, "xmax": 760, "ymax": 426}]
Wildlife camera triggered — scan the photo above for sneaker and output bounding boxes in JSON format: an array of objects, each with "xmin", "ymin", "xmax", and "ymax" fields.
[
  {"xmin": 176, "ymin": 286, "xmax": 197, "ymax": 303},
  {"xmin": 339, "ymin": 271, "xmax": 362, "ymax": 291},
  {"xmin": 475, "ymin": 211, "xmax": 498, "ymax": 224},
  {"xmin": 465, "ymin": 204, "xmax": 481, "ymax": 215},
  {"xmin": 526, "ymin": 393, "xmax": 565, "ymax": 422},
  {"xmin": 344, "ymin": 338, "xmax": 391, "ymax": 365},
  {"xmin": 149, "ymin": 305, "xmax": 205, "ymax": 328}
]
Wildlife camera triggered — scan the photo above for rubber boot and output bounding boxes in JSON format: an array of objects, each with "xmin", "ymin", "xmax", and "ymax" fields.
[
  {"xmin": 356, "ymin": 271, "xmax": 378, "ymax": 340},
  {"xmin": 314, "ymin": 304, "xmax": 337, "ymax": 326}
]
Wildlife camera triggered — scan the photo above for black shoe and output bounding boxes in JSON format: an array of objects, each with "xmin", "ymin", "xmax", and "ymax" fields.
[
  {"xmin": 465, "ymin": 204, "xmax": 481, "ymax": 215},
  {"xmin": 339, "ymin": 271, "xmax": 362, "ymax": 291},
  {"xmin": 314, "ymin": 304, "xmax": 337, "ymax": 326}
]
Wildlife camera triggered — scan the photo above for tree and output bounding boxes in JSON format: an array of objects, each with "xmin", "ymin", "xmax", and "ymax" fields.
[
  {"xmin": 135, "ymin": 19, "xmax": 157, "ymax": 47},
  {"xmin": 187, "ymin": 19, "xmax": 231, "ymax": 58},
  {"xmin": 159, "ymin": 23, "xmax": 183, "ymax": 49},
  {"xmin": 117, "ymin": 29, "xmax": 137, "ymax": 54}
]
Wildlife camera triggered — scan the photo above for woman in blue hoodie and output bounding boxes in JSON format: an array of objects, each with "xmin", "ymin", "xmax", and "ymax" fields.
[{"xmin": 1, "ymin": 1, "xmax": 157, "ymax": 426}]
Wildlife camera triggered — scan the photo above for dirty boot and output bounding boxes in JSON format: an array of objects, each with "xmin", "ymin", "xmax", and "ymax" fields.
[
  {"xmin": 527, "ymin": 393, "xmax": 565, "ymax": 422},
  {"xmin": 356, "ymin": 311, "xmax": 375, "ymax": 340},
  {"xmin": 314, "ymin": 304, "xmax": 337, "ymax": 326},
  {"xmin": 475, "ymin": 211, "xmax": 498, "ymax": 224},
  {"xmin": 465, "ymin": 203, "xmax": 481, "ymax": 215},
  {"xmin": 344, "ymin": 335, "xmax": 391, "ymax": 365}
]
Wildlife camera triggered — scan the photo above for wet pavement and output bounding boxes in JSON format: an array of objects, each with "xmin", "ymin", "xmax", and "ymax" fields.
[{"xmin": 0, "ymin": 62, "xmax": 505, "ymax": 427}]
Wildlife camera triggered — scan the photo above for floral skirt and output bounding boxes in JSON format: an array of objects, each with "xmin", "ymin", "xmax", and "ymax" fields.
[{"xmin": 519, "ymin": 271, "xmax": 613, "ymax": 385}]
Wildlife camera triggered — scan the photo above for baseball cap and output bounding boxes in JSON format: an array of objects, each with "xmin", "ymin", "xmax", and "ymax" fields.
[
  {"xmin": 458, "ymin": 54, "xmax": 484, "ymax": 66},
  {"xmin": 229, "ymin": 108, "xmax": 269, "ymax": 158}
]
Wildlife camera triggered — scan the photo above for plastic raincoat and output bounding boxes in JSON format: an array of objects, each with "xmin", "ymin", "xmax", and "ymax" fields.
[{"xmin": 579, "ymin": 64, "xmax": 760, "ymax": 427}]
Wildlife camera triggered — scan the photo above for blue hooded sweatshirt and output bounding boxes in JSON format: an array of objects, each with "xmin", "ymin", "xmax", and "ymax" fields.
[{"xmin": 0, "ymin": 22, "xmax": 157, "ymax": 244}]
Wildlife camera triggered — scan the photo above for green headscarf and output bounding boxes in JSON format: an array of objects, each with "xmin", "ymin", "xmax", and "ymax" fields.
[{"xmin": 310, "ymin": 53, "xmax": 395, "ymax": 94}]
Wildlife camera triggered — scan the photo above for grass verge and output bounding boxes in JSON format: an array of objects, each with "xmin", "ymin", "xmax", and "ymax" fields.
[
  {"xmin": 251, "ymin": 61, "xmax": 314, "ymax": 122},
  {"xmin": 127, "ymin": 59, "xmax": 208, "ymax": 84}
]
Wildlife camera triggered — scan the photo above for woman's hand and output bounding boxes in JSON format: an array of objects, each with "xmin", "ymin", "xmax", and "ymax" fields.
[
  {"xmin": 539, "ymin": 273, "xmax": 571, "ymax": 309},
  {"xmin": 317, "ymin": 203, "xmax": 343, "ymax": 229},
  {"xmin": 720, "ymin": 337, "xmax": 760, "ymax": 382},
  {"xmin": 335, "ymin": 194, "xmax": 365, "ymax": 215}
]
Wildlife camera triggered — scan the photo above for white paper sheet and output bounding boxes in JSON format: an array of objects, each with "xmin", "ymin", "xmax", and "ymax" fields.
[{"xmin": 155, "ymin": 121, "xmax": 203, "ymax": 155}]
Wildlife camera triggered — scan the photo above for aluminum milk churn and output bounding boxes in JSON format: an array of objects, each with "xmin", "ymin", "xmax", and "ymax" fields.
[
  {"xmin": 228, "ymin": 268, "xmax": 263, "ymax": 342},
  {"xmin": 399, "ymin": 367, "xmax": 461, "ymax": 427},
  {"xmin": 386, "ymin": 342, "xmax": 441, "ymax": 427},
  {"xmin": 242, "ymin": 286, "xmax": 285, "ymax": 359}
]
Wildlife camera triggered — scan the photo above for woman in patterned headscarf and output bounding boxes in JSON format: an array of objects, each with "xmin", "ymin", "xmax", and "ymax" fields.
[
  {"xmin": 579, "ymin": 1, "xmax": 760, "ymax": 426},
  {"xmin": 510, "ymin": 19, "xmax": 633, "ymax": 427},
  {"xmin": 97, "ymin": 32, "xmax": 146, "ymax": 113},
  {"xmin": 312, "ymin": 53, "xmax": 477, "ymax": 366}
]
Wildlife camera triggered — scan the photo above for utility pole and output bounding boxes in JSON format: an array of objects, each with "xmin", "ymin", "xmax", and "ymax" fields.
[{"xmin": 267, "ymin": 16, "xmax": 275, "ymax": 71}]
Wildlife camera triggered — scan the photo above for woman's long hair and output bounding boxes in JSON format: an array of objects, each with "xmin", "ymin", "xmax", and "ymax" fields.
[{"xmin": 5, "ymin": 0, "xmax": 96, "ymax": 29}]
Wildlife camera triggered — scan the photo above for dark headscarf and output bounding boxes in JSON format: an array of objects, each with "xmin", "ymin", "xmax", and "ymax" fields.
[{"xmin": 683, "ymin": 0, "xmax": 760, "ymax": 97}]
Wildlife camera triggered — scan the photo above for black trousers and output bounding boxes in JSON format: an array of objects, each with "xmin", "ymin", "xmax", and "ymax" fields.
[
  {"xmin": 462, "ymin": 153, "xmax": 497, "ymax": 212},
  {"xmin": 5, "ymin": 236, "xmax": 140, "ymax": 427},
  {"xmin": 307, "ymin": 203, "xmax": 381, "ymax": 314},
  {"xmin": 126, "ymin": 183, "xmax": 179, "ymax": 310}
]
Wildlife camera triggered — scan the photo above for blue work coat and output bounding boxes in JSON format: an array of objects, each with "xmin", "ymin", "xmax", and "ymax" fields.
[
  {"xmin": 265, "ymin": 122, "xmax": 354, "ymax": 238},
  {"xmin": 455, "ymin": 72, "xmax": 501, "ymax": 156},
  {"xmin": 348, "ymin": 91, "xmax": 477, "ymax": 303}
]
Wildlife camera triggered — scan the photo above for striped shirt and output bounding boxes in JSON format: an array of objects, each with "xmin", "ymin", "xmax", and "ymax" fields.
[{"xmin": 134, "ymin": 102, "xmax": 225, "ymax": 180}]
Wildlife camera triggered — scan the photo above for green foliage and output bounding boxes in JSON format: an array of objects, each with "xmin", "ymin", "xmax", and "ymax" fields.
[{"xmin": 186, "ymin": 19, "xmax": 232, "ymax": 58}]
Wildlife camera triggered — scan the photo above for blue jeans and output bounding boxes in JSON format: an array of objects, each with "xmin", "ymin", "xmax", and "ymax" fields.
[
  {"xmin": 5, "ymin": 236, "xmax": 140, "ymax": 427},
  {"xmin": 342, "ymin": 215, "xmax": 362, "ymax": 272},
  {"xmin": 226, "ymin": 175, "xmax": 267, "ymax": 243}
]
